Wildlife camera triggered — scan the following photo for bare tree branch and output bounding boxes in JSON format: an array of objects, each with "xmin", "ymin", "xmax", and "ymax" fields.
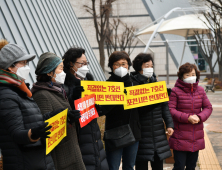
[
  {"xmin": 200, "ymin": 0, "xmax": 222, "ymax": 80},
  {"xmin": 194, "ymin": 30, "xmax": 215, "ymax": 77},
  {"xmin": 105, "ymin": 18, "xmax": 139, "ymax": 56},
  {"xmin": 84, "ymin": 0, "xmax": 115, "ymax": 70}
]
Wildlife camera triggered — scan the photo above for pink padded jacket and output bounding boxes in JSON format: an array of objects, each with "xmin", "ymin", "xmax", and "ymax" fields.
[{"xmin": 168, "ymin": 79, "xmax": 212, "ymax": 152}]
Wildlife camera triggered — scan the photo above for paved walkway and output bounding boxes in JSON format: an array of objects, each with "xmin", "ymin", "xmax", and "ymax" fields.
[
  {"xmin": 203, "ymin": 91, "xmax": 222, "ymax": 169},
  {"xmin": 198, "ymin": 130, "xmax": 221, "ymax": 170}
]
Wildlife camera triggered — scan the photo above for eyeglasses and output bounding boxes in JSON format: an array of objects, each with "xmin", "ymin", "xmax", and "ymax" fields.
[
  {"xmin": 75, "ymin": 61, "xmax": 89, "ymax": 66},
  {"xmin": 113, "ymin": 63, "xmax": 128, "ymax": 68}
]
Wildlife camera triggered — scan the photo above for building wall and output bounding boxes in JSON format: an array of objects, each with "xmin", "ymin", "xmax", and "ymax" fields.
[
  {"xmin": 70, "ymin": 0, "xmax": 178, "ymax": 79},
  {"xmin": 0, "ymin": 0, "xmax": 106, "ymax": 86},
  {"xmin": 70, "ymin": 0, "xmax": 218, "ymax": 79}
]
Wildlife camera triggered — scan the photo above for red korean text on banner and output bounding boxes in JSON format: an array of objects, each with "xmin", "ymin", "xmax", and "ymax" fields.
[
  {"xmin": 124, "ymin": 81, "xmax": 169, "ymax": 110},
  {"xmin": 81, "ymin": 81, "xmax": 126, "ymax": 105},
  {"xmin": 74, "ymin": 94, "xmax": 99, "ymax": 128}
]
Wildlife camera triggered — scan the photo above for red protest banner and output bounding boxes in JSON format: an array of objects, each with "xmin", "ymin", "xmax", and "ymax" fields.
[{"xmin": 74, "ymin": 94, "xmax": 99, "ymax": 128}]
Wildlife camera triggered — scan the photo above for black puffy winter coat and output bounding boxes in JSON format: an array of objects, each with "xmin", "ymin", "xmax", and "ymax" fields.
[
  {"xmin": 0, "ymin": 84, "xmax": 55, "ymax": 170},
  {"xmin": 102, "ymin": 73, "xmax": 141, "ymax": 146},
  {"xmin": 130, "ymin": 72, "xmax": 174, "ymax": 161},
  {"xmin": 64, "ymin": 71, "xmax": 109, "ymax": 170}
]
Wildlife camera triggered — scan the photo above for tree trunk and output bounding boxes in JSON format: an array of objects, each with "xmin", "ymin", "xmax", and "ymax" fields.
[
  {"xmin": 208, "ymin": 60, "xmax": 214, "ymax": 78},
  {"xmin": 99, "ymin": 41, "xmax": 105, "ymax": 71},
  {"xmin": 219, "ymin": 64, "xmax": 222, "ymax": 81},
  {"xmin": 210, "ymin": 66, "xmax": 214, "ymax": 78}
]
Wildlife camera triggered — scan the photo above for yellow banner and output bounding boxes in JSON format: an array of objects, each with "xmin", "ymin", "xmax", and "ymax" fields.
[
  {"xmin": 124, "ymin": 81, "xmax": 169, "ymax": 110},
  {"xmin": 45, "ymin": 109, "xmax": 68, "ymax": 155},
  {"xmin": 81, "ymin": 81, "xmax": 126, "ymax": 105}
]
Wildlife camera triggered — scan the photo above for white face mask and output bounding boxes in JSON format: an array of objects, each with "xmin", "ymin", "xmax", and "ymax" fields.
[
  {"xmin": 114, "ymin": 67, "xmax": 128, "ymax": 78},
  {"xmin": 143, "ymin": 68, "xmax": 153, "ymax": 78},
  {"xmin": 183, "ymin": 76, "xmax": 197, "ymax": 84},
  {"xmin": 14, "ymin": 65, "xmax": 30, "ymax": 80},
  {"xmin": 74, "ymin": 65, "xmax": 89, "ymax": 79},
  {"xmin": 54, "ymin": 71, "xmax": 66, "ymax": 84}
]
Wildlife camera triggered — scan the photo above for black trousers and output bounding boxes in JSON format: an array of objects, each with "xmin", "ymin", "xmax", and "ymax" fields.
[
  {"xmin": 173, "ymin": 150, "xmax": 199, "ymax": 170},
  {"xmin": 135, "ymin": 152, "xmax": 163, "ymax": 170}
]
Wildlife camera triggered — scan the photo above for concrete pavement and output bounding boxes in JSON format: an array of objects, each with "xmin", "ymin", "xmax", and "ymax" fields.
[{"xmin": 204, "ymin": 91, "xmax": 222, "ymax": 169}]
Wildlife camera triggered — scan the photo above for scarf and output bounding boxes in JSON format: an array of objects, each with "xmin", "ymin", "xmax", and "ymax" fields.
[
  {"xmin": 0, "ymin": 69, "xmax": 32, "ymax": 97},
  {"xmin": 31, "ymin": 81, "xmax": 67, "ymax": 100},
  {"xmin": 49, "ymin": 82, "xmax": 67, "ymax": 99}
]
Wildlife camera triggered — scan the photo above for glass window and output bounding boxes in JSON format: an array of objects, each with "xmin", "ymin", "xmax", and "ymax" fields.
[{"xmin": 187, "ymin": 36, "xmax": 206, "ymax": 71}]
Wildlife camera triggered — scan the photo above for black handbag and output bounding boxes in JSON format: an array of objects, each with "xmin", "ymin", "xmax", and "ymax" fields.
[{"xmin": 104, "ymin": 124, "xmax": 136, "ymax": 151}]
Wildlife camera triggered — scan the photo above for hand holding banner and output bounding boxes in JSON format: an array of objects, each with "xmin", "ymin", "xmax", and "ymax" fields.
[
  {"xmin": 45, "ymin": 109, "xmax": 68, "ymax": 155},
  {"xmin": 81, "ymin": 81, "xmax": 126, "ymax": 105},
  {"xmin": 124, "ymin": 81, "xmax": 169, "ymax": 110},
  {"xmin": 74, "ymin": 94, "xmax": 99, "ymax": 128}
]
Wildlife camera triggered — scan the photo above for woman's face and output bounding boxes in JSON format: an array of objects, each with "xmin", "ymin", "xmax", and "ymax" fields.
[
  {"xmin": 139, "ymin": 60, "xmax": 153, "ymax": 74},
  {"xmin": 48, "ymin": 62, "xmax": 64, "ymax": 82},
  {"xmin": 70, "ymin": 54, "xmax": 88, "ymax": 73},
  {"xmin": 8, "ymin": 60, "xmax": 28, "ymax": 73},
  {"xmin": 112, "ymin": 59, "xmax": 128, "ymax": 72},
  {"xmin": 183, "ymin": 69, "xmax": 196, "ymax": 80}
]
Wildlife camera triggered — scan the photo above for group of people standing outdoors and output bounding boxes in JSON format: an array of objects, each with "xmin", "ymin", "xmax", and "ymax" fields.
[{"xmin": 0, "ymin": 39, "xmax": 212, "ymax": 170}]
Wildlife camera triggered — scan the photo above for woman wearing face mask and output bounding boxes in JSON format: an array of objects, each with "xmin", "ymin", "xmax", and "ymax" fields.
[
  {"xmin": 102, "ymin": 51, "xmax": 141, "ymax": 170},
  {"xmin": 62, "ymin": 47, "xmax": 109, "ymax": 170},
  {"xmin": 169, "ymin": 62, "xmax": 212, "ymax": 170},
  {"xmin": 0, "ymin": 40, "xmax": 64, "ymax": 170},
  {"xmin": 31, "ymin": 52, "xmax": 86, "ymax": 170},
  {"xmin": 130, "ymin": 53, "xmax": 174, "ymax": 170}
]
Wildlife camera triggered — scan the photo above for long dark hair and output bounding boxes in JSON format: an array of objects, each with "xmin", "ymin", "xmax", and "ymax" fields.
[{"xmin": 62, "ymin": 46, "xmax": 85, "ymax": 73}]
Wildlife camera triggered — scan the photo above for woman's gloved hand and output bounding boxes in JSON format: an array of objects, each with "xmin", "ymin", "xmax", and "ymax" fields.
[
  {"xmin": 95, "ymin": 104, "xmax": 102, "ymax": 116},
  {"xmin": 43, "ymin": 108, "xmax": 65, "ymax": 120},
  {"xmin": 124, "ymin": 89, "xmax": 127, "ymax": 95},
  {"xmin": 72, "ymin": 86, "xmax": 85, "ymax": 100},
  {"xmin": 167, "ymin": 88, "xmax": 172, "ymax": 96},
  {"xmin": 30, "ymin": 122, "xmax": 52, "ymax": 140},
  {"xmin": 68, "ymin": 110, "xmax": 81, "ymax": 123}
]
